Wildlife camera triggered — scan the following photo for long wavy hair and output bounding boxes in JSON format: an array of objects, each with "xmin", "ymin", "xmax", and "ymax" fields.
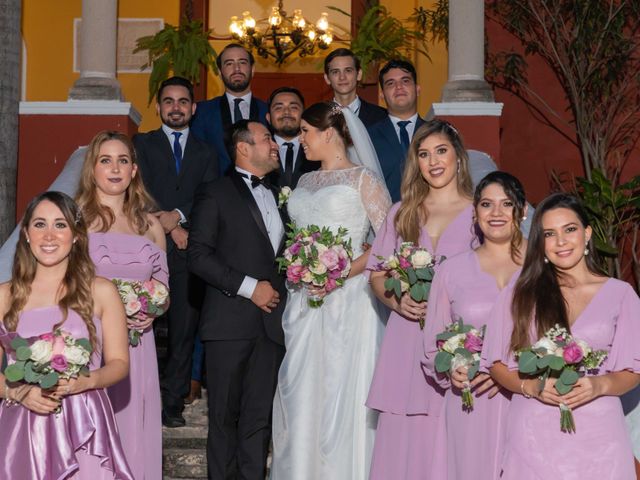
[
  {"xmin": 394, "ymin": 120, "xmax": 474, "ymax": 243},
  {"xmin": 5, "ymin": 192, "xmax": 98, "ymax": 352},
  {"xmin": 473, "ymin": 171, "xmax": 526, "ymax": 263},
  {"xmin": 75, "ymin": 131, "xmax": 155, "ymax": 233},
  {"xmin": 509, "ymin": 193, "xmax": 604, "ymax": 352}
]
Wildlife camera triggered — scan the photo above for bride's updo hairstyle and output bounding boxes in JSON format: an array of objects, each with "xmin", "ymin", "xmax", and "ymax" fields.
[
  {"xmin": 301, "ymin": 102, "xmax": 354, "ymax": 148},
  {"xmin": 394, "ymin": 119, "xmax": 473, "ymax": 244}
]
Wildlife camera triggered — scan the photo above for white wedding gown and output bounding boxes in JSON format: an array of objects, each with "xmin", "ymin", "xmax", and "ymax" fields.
[{"xmin": 271, "ymin": 166, "xmax": 391, "ymax": 480}]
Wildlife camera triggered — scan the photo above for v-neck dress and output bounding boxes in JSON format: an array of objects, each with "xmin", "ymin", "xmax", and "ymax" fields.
[
  {"xmin": 423, "ymin": 250, "xmax": 519, "ymax": 479},
  {"xmin": 365, "ymin": 202, "xmax": 475, "ymax": 479},
  {"xmin": 482, "ymin": 278, "xmax": 639, "ymax": 479}
]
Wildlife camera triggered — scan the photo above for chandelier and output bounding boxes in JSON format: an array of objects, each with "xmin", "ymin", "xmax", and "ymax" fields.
[{"xmin": 228, "ymin": 0, "xmax": 334, "ymax": 65}]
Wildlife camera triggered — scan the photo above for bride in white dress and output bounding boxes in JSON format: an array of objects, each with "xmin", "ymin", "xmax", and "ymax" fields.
[{"xmin": 271, "ymin": 102, "xmax": 392, "ymax": 479}]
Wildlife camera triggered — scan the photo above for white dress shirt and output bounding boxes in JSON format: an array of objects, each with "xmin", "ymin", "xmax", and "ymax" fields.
[
  {"xmin": 226, "ymin": 92, "xmax": 253, "ymax": 123},
  {"xmin": 235, "ymin": 166, "xmax": 285, "ymax": 299}
]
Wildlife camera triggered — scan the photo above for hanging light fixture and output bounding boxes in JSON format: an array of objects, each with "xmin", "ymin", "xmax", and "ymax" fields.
[{"xmin": 228, "ymin": 0, "xmax": 333, "ymax": 65}]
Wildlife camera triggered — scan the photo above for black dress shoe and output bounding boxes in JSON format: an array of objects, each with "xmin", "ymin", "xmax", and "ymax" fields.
[{"xmin": 162, "ymin": 409, "xmax": 186, "ymax": 428}]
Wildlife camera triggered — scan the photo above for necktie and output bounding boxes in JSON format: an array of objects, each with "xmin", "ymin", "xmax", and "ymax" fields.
[
  {"xmin": 233, "ymin": 98, "xmax": 244, "ymax": 123},
  {"xmin": 172, "ymin": 131, "xmax": 182, "ymax": 174},
  {"xmin": 397, "ymin": 120, "xmax": 411, "ymax": 155},
  {"xmin": 283, "ymin": 142, "xmax": 294, "ymax": 187}
]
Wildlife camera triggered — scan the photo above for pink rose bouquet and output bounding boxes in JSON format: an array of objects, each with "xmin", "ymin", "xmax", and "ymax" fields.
[
  {"xmin": 370, "ymin": 242, "xmax": 443, "ymax": 329},
  {"xmin": 112, "ymin": 278, "xmax": 169, "ymax": 346},
  {"xmin": 4, "ymin": 329, "xmax": 93, "ymax": 390},
  {"xmin": 276, "ymin": 224, "xmax": 353, "ymax": 308},
  {"xmin": 517, "ymin": 324, "xmax": 607, "ymax": 433},
  {"xmin": 434, "ymin": 317, "xmax": 486, "ymax": 411}
]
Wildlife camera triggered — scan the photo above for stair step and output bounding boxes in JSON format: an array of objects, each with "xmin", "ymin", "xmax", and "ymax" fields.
[{"xmin": 163, "ymin": 448, "xmax": 207, "ymax": 478}]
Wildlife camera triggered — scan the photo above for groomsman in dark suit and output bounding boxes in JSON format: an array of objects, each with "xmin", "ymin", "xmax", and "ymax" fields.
[
  {"xmin": 191, "ymin": 43, "xmax": 268, "ymax": 175},
  {"xmin": 133, "ymin": 76, "xmax": 218, "ymax": 427},
  {"xmin": 188, "ymin": 120, "xmax": 287, "ymax": 479},
  {"xmin": 266, "ymin": 86, "xmax": 319, "ymax": 188},
  {"xmin": 368, "ymin": 59, "xmax": 426, "ymax": 202},
  {"xmin": 324, "ymin": 48, "xmax": 387, "ymax": 127}
]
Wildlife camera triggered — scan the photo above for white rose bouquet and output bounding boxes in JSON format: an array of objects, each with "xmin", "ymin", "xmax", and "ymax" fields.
[
  {"xmin": 4, "ymin": 329, "xmax": 93, "ymax": 390},
  {"xmin": 434, "ymin": 317, "xmax": 486, "ymax": 410},
  {"xmin": 370, "ymin": 242, "xmax": 444, "ymax": 329},
  {"xmin": 112, "ymin": 278, "xmax": 169, "ymax": 346},
  {"xmin": 517, "ymin": 324, "xmax": 608, "ymax": 433}
]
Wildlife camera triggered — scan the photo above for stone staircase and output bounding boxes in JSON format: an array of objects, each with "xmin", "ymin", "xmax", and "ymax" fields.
[{"xmin": 163, "ymin": 395, "xmax": 208, "ymax": 479}]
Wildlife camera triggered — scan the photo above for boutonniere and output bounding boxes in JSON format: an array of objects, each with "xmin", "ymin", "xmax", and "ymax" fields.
[{"xmin": 278, "ymin": 186, "xmax": 292, "ymax": 208}]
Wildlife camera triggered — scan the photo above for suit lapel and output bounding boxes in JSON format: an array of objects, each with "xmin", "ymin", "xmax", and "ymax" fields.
[
  {"xmin": 380, "ymin": 118, "xmax": 405, "ymax": 161},
  {"xmin": 219, "ymin": 96, "xmax": 232, "ymax": 130},
  {"xmin": 249, "ymin": 98, "xmax": 260, "ymax": 121},
  {"xmin": 230, "ymin": 172, "xmax": 271, "ymax": 246},
  {"xmin": 151, "ymin": 129, "xmax": 178, "ymax": 177}
]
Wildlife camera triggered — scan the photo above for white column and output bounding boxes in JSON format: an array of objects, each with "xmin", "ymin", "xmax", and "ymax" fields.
[
  {"xmin": 69, "ymin": 0, "xmax": 122, "ymax": 100},
  {"xmin": 441, "ymin": 0, "xmax": 493, "ymax": 102}
]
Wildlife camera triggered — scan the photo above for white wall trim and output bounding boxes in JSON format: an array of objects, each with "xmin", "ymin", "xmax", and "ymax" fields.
[
  {"xmin": 19, "ymin": 101, "xmax": 142, "ymax": 125},
  {"xmin": 428, "ymin": 102, "xmax": 504, "ymax": 117}
]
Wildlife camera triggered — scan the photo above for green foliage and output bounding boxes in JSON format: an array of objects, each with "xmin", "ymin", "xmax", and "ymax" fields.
[
  {"xmin": 329, "ymin": 3, "xmax": 447, "ymax": 78},
  {"xmin": 434, "ymin": 350, "xmax": 452, "ymax": 373},
  {"xmin": 134, "ymin": 19, "xmax": 218, "ymax": 104}
]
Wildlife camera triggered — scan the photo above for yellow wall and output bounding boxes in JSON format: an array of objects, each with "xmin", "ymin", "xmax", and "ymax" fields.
[
  {"xmin": 23, "ymin": 0, "xmax": 447, "ymax": 131},
  {"xmin": 22, "ymin": 0, "xmax": 180, "ymax": 133}
]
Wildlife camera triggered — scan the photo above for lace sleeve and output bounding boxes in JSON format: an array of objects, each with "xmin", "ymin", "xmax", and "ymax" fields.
[{"xmin": 358, "ymin": 168, "xmax": 392, "ymax": 233}]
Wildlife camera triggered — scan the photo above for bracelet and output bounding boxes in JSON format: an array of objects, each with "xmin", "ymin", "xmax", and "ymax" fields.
[{"xmin": 520, "ymin": 380, "xmax": 532, "ymax": 399}]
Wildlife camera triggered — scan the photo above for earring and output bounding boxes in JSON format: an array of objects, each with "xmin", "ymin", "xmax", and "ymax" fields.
[
  {"xmin": 26, "ymin": 238, "xmax": 30, "ymax": 244},
  {"xmin": 584, "ymin": 247, "xmax": 589, "ymax": 256},
  {"xmin": 73, "ymin": 239, "xmax": 77, "ymax": 244},
  {"xmin": 457, "ymin": 160, "xmax": 461, "ymax": 174},
  {"xmin": 543, "ymin": 257, "xmax": 549, "ymax": 264}
]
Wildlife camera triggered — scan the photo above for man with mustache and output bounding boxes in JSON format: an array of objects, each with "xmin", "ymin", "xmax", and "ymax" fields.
[
  {"xmin": 266, "ymin": 86, "xmax": 319, "ymax": 188},
  {"xmin": 191, "ymin": 43, "xmax": 269, "ymax": 175},
  {"xmin": 133, "ymin": 76, "xmax": 218, "ymax": 427},
  {"xmin": 188, "ymin": 120, "xmax": 287, "ymax": 479}
]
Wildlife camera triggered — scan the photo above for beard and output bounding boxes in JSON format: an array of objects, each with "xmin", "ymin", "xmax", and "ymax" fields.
[
  {"xmin": 162, "ymin": 111, "xmax": 190, "ymax": 129},
  {"xmin": 273, "ymin": 123, "xmax": 300, "ymax": 139},
  {"xmin": 223, "ymin": 73, "xmax": 252, "ymax": 93}
]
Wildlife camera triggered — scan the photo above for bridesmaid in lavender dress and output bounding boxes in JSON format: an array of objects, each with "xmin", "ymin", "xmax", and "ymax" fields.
[
  {"xmin": 76, "ymin": 132, "xmax": 167, "ymax": 480},
  {"xmin": 484, "ymin": 193, "xmax": 640, "ymax": 479},
  {"xmin": 423, "ymin": 172, "xmax": 527, "ymax": 479},
  {"xmin": 366, "ymin": 120, "xmax": 476, "ymax": 479},
  {"xmin": 0, "ymin": 192, "xmax": 132, "ymax": 479}
]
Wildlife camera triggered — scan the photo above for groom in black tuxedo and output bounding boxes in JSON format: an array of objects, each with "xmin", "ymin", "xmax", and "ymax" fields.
[{"xmin": 187, "ymin": 120, "xmax": 287, "ymax": 479}]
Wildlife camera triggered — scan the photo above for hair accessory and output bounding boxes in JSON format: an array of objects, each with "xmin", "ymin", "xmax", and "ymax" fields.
[
  {"xmin": 444, "ymin": 120, "xmax": 460, "ymax": 137},
  {"xmin": 329, "ymin": 102, "xmax": 343, "ymax": 117},
  {"xmin": 543, "ymin": 257, "xmax": 549, "ymax": 264}
]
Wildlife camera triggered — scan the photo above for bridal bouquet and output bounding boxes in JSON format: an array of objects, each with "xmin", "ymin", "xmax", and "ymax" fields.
[
  {"xmin": 370, "ymin": 242, "xmax": 443, "ymax": 329},
  {"xmin": 434, "ymin": 318, "xmax": 486, "ymax": 411},
  {"xmin": 276, "ymin": 224, "xmax": 353, "ymax": 308},
  {"xmin": 4, "ymin": 329, "xmax": 93, "ymax": 389},
  {"xmin": 112, "ymin": 278, "xmax": 169, "ymax": 346},
  {"xmin": 517, "ymin": 324, "xmax": 607, "ymax": 433}
]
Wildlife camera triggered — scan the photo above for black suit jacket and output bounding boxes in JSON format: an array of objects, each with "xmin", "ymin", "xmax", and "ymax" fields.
[
  {"xmin": 187, "ymin": 172, "xmax": 287, "ymax": 345},
  {"xmin": 368, "ymin": 115, "xmax": 426, "ymax": 202},
  {"xmin": 133, "ymin": 129, "xmax": 218, "ymax": 255},
  {"xmin": 358, "ymin": 99, "xmax": 388, "ymax": 128},
  {"xmin": 268, "ymin": 143, "xmax": 319, "ymax": 188}
]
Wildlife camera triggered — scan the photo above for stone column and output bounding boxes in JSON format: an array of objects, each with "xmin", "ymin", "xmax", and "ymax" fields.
[
  {"xmin": 441, "ymin": 0, "xmax": 493, "ymax": 102},
  {"xmin": 69, "ymin": 0, "xmax": 122, "ymax": 100}
]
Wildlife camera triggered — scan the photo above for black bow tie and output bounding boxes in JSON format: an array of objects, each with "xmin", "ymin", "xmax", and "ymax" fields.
[{"xmin": 240, "ymin": 172, "xmax": 271, "ymax": 189}]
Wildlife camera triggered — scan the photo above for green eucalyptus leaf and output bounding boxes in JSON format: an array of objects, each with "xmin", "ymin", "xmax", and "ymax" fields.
[
  {"xmin": 39, "ymin": 372, "xmax": 59, "ymax": 390},
  {"xmin": 4, "ymin": 363, "xmax": 25, "ymax": 382},
  {"xmin": 434, "ymin": 351, "xmax": 452, "ymax": 373},
  {"xmin": 518, "ymin": 350, "xmax": 539, "ymax": 374},
  {"xmin": 15, "ymin": 346, "xmax": 32, "ymax": 361}
]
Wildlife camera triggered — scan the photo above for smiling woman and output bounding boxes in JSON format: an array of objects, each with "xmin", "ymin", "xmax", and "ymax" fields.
[{"xmin": 0, "ymin": 191, "xmax": 133, "ymax": 479}]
